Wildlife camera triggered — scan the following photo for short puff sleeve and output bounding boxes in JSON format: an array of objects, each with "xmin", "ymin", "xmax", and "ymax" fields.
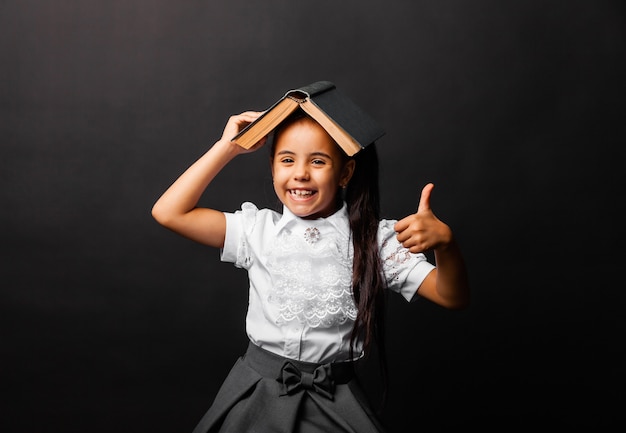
[
  {"xmin": 378, "ymin": 219, "xmax": 436, "ymax": 302},
  {"xmin": 221, "ymin": 202, "xmax": 259, "ymax": 269}
]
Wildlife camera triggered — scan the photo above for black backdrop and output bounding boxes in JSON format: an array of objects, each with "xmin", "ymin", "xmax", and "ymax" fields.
[{"xmin": 2, "ymin": 1, "xmax": 625, "ymax": 431}]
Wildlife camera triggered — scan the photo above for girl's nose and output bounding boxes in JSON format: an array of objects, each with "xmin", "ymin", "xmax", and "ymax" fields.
[{"xmin": 293, "ymin": 163, "xmax": 310, "ymax": 181}]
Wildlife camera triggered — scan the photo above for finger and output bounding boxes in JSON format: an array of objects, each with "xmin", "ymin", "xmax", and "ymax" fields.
[
  {"xmin": 238, "ymin": 110, "xmax": 264, "ymax": 120},
  {"xmin": 225, "ymin": 112, "xmax": 264, "ymax": 139},
  {"xmin": 393, "ymin": 216, "xmax": 410, "ymax": 233},
  {"xmin": 417, "ymin": 183, "xmax": 434, "ymax": 213},
  {"xmin": 233, "ymin": 112, "xmax": 263, "ymax": 129}
]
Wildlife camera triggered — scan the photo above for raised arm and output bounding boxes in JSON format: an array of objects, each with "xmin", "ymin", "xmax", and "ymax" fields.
[
  {"xmin": 394, "ymin": 183, "xmax": 470, "ymax": 309},
  {"xmin": 151, "ymin": 111, "xmax": 265, "ymax": 248}
]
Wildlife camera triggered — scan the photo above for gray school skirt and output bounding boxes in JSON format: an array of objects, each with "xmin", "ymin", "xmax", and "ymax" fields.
[{"xmin": 191, "ymin": 342, "xmax": 386, "ymax": 433}]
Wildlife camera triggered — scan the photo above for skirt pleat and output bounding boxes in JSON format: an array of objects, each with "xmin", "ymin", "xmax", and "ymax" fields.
[{"xmin": 191, "ymin": 342, "xmax": 386, "ymax": 433}]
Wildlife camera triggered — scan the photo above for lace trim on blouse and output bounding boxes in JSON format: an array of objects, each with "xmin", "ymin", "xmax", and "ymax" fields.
[
  {"xmin": 378, "ymin": 220, "xmax": 416, "ymax": 287},
  {"xmin": 265, "ymin": 224, "xmax": 357, "ymax": 328}
]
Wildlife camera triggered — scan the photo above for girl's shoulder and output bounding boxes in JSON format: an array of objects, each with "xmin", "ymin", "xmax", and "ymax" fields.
[
  {"xmin": 235, "ymin": 201, "xmax": 282, "ymax": 228},
  {"xmin": 377, "ymin": 218, "xmax": 399, "ymax": 240}
]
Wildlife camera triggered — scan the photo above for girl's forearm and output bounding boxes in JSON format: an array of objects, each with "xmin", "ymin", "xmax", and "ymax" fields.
[
  {"xmin": 433, "ymin": 240, "xmax": 470, "ymax": 309},
  {"xmin": 151, "ymin": 139, "xmax": 238, "ymax": 224}
]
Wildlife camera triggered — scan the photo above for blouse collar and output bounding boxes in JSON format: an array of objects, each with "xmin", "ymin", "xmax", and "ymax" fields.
[{"xmin": 274, "ymin": 202, "xmax": 350, "ymax": 239}]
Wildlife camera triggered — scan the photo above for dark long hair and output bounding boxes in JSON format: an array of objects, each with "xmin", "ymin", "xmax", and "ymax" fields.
[
  {"xmin": 273, "ymin": 111, "xmax": 388, "ymax": 398},
  {"xmin": 345, "ymin": 143, "xmax": 388, "ymax": 403}
]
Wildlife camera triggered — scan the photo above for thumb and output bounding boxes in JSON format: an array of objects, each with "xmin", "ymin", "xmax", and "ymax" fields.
[{"xmin": 417, "ymin": 183, "xmax": 434, "ymax": 213}]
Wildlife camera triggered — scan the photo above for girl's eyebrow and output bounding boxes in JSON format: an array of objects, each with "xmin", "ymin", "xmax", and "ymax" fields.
[
  {"xmin": 275, "ymin": 149, "xmax": 333, "ymax": 159},
  {"xmin": 310, "ymin": 151, "xmax": 333, "ymax": 159},
  {"xmin": 275, "ymin": 150, "xmax": 295, "ymax": 156}
]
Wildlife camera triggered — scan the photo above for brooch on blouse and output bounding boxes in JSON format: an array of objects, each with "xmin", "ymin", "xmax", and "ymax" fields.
[{"xmin": 304, "ymin": 227, "xmax": 321, "ymax": 244}]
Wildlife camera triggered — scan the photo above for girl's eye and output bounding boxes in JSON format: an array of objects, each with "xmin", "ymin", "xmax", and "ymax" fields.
[
  {"xmin": 312, "ymin": 159, "xmax": 326, "ymax": 165},
  {"xmin": 280, "ymin": 157, "xmax": 294, "ymax": 164}
]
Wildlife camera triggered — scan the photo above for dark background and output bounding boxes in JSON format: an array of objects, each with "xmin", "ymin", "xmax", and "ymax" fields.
[{"xmin": 2, "ymin": 1, "xmax": 625, "ymax": 431}]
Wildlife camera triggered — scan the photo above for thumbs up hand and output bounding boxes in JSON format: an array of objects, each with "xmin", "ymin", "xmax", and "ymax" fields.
[{"xmin": 394, "ymin": 183, "xmax": 453, "ymax": 254}]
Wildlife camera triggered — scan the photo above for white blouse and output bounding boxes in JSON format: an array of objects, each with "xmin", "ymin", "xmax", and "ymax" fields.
[{"xmin": 221, "ymin": 202, "xmax": 435, "ymax": 363}]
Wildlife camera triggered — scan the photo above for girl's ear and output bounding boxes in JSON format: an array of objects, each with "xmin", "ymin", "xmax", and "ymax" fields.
[{"xmin": 340, "ymin": 159, "xmax": 356, "ymax": 187}]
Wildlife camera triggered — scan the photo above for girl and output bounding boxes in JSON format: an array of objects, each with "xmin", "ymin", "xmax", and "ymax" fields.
[{"xmin": 152, "ymin": 100, "xmax": 469, "ymax": 432}]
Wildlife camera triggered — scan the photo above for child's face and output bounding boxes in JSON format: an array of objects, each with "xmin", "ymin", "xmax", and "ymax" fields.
[{"xmin": 271, "ymin": 117, "xmax": 355, "ymax": 220}]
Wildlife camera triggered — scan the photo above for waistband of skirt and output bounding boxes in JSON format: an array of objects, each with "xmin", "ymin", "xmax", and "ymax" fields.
[{"xmin": 243, "ymin": 341, "xmax": 356, "ymax": 384}]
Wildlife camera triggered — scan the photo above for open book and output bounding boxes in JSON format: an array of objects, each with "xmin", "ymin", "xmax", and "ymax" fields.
[{"xmin": 231, "ymin": 81, "xmax": 385, "ymax": 156}]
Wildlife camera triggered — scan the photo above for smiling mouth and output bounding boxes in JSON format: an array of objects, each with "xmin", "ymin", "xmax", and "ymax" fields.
[{"xmin": 289, "ymin": 189, "xmax": 315, "ymax": 199}]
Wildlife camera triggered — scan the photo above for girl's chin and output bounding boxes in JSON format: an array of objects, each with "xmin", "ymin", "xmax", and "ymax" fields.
[
  {"xmin": 286, "ymin": 206, "xmax": 315, "ymax": 218},
  {"xmin": 285, "ymin": 203, "xmax": 337, "ymax": 220},
  {"xmin": 283, "ymin": 203, "xmax": 315, "ymax": 218}
]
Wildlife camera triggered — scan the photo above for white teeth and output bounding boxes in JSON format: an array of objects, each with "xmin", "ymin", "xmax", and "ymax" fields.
[{"xmin": 290, "ymin": 190, "xmax": 313, "ymax": 197}]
